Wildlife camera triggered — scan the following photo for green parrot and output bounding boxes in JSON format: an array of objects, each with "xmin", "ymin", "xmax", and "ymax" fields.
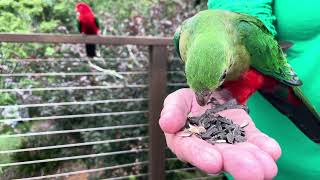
[{"xmin": 174, "ymin": 10, "xmax": 320, "ymax": 143}]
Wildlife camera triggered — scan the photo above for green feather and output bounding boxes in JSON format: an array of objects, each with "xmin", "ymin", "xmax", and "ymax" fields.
[
  {"xmin": 178, "ymin": 10, "xmax": 233, "ymax": 92},
  {"xmin": 173, "ymin": 26, "xmax": 181, "ymax": 59},
  {"xmin": 235, "ymin": 14, "xmax": 302, "ymax": 86},
  {"xmin": 292, "ymin": 87, "xmax": 320, "ymax": 120},
  {"xmin": 77, "ymin": 20, "xmax": 81, "ymax": 32},
  {"xmin": 94, "ymin": 17, "xmax": 100, "ymax": 29}
]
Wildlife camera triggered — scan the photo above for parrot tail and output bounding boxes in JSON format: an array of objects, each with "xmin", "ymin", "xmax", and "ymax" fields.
[
  {"xmin": 85, "ymin": 44, "xmax": 96, "ymax": 58},
  {"xmin": 259, "ymin": 78, "xmax": 320, "ymax": 143}
]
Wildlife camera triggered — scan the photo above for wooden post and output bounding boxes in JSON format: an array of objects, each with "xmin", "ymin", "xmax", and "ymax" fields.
[{"xmin": 148, "ymin": 45, "xmax": 168, "ymax": 180}]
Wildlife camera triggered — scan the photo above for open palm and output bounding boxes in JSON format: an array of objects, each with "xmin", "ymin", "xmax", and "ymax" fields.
[{"xmin": 159, "ymin": 88, "xmax": 281, "ymax": 180}]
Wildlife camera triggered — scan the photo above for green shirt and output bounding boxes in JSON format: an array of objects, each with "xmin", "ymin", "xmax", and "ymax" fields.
[{"xmin": 208, "ymin": 0, "xmax": 320, "ymax": 179}]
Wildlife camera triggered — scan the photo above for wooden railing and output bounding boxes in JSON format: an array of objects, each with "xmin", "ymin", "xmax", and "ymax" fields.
[
  {"xmin": 0, "ymin": 33, "xmax": 174, "ymax": 180},
  {"xmin": 0, "ymin": 33, "xmax": 172, "ymax": 45}
]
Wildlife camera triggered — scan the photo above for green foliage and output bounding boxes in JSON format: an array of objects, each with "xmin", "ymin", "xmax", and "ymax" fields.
[
  {"xmin": 0, "ymin": 93, "xmax": 16, "ymax": 106},
  {"xmin": 0, "ymin": 0, "xmax": 74, "ymax": 58},
  {"xmin": 0, "ymin": 0, "xmax": 50, "ymax": 32},
  {"xmin": 0, "ymin": 136, "xmax": 21, "ymax": 173},
  {"xmin": 39, "ymin": 20, "xmax": 59, "ymax": 32},
  {"xmin": 0, "ymin": 12, "xmax": 28, "ymax": 32},
  {"xmin": 98, "ymin": 0, "xmax": 153, "ymax": 19}
]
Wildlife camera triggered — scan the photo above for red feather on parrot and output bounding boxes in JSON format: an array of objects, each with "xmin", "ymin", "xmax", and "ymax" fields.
[
  {"xmin": 223, "ymin": 68, "xmax": 320, "ymax": 143},
  {"xmin": 223, "ymin": 68, "xmax": 301, "ymax": 106}
]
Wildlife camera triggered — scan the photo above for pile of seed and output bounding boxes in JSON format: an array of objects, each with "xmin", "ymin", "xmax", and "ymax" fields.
[{"xmin": 183, "ymin": 107, "xmax": 248, "ymax": 144}]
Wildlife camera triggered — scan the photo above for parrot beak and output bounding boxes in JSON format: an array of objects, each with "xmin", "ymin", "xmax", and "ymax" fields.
[{"xmin": 195, "ymin": 91, "xmax": 212, "ymax": 106}]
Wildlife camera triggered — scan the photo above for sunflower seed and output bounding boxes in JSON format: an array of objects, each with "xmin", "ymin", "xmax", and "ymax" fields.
[{"xmin": 180, "ymin": 101, "xmax": 248, "ymax": 145}]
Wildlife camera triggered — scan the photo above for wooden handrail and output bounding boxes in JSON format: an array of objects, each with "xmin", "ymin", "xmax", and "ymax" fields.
[
  {"xmin": 0, "ymin": 33, "xmax": 172, "ymax": 180},
  {"xmin": 0, "ymin": 33, "xmax": 173, "ymax": 45}
]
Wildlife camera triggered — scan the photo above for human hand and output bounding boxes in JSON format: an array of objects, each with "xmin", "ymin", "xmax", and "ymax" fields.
[{"xmin": 159, "ymin": 88, "xmax": 281, "ymax": 180}]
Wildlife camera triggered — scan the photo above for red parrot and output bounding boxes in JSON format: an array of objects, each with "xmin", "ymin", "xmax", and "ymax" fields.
[{"xmin": 75, "ymin": 2, "xmax": 100, "ymax": 58}]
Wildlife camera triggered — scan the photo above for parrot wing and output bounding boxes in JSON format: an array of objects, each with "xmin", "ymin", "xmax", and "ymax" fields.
[
  {"xmin": 173, "ymin": 25, "xmax": 182, "ymax": 60},
  {"xmin": 77, "ymin": 20, "xmax": 82, "ymax": 33},
  {"xmin": 94, "ymin": 17, "xmax": 100, "ymax": 29},
  {"xmin": 235, "ymin": 13, "xmax": 320, "ymax": 142},
  {"xmin": 236, "ymin": 14, "xmax": 302, "ymax": 86},
  {"xmin": 259, "ymin": 85, "xmax": 320, "ymax": 143}
]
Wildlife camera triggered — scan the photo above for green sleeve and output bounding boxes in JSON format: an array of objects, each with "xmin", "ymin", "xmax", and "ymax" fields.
[
  {"xmin": 269, "ymin": 1, "xmax": 320, "ymax": 179},
  {"xmin": 208, "ymin": 0, "xmax": 320, "ymax": 179}
]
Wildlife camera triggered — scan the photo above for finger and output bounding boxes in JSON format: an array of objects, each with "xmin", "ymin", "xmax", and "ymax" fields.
[
  {"xmin": 165, "ymin": 133, "xmax": 223, "ymax": 174},
  {"xmin": 159, "ymin": 88, "xmax": 194, "ymax": 133},
  {"xmin": 217, "ymin": 109, "xmax": 282, "ymax": 160},
  {"xmin": 237, "ymin": 143, "xmax": 278, "ymax": 180},
  {"xmin": 215, "ymin": 143, "xmax": 264, "ymax": 180},
  {"xmin": 247, "ymin": 132, "xmax": 282, "ymax": 161}
]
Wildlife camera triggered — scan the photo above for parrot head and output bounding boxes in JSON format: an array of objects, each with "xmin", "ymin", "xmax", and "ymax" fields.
[
  {"xmin": 184, "ymin": 35, "xmax": 232, "ymax": 106},
  {"xmin": 75, "ymin": 2, "xmax": 94, "ymax": 17}
]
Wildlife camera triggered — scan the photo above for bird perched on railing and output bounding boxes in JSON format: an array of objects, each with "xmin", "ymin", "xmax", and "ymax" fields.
[
  {"xmin": 74, "ymin": 2, "xmax": 124, "ymax": 80},
  {"xmin": 174, "ymin": 10, "xmax": 320, "ymax": 142},
  {"xmin": 75, "ymin": 2, "xmax": 100, "ymax": 58}
]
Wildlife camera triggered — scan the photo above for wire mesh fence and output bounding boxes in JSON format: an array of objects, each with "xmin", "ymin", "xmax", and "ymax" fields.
[{"xmin": 0, "ymin": 34, "xmax": 221, "ymax": 180}]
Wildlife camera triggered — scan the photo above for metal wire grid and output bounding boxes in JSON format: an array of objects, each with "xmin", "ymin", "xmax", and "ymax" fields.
[
  {"xmin": 11, "ymin": 158, "xmax": 206, "ymax": 180},
  {"xmin": 0, "ymin": 56, "xmax": 203, "ymax": 180}
]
